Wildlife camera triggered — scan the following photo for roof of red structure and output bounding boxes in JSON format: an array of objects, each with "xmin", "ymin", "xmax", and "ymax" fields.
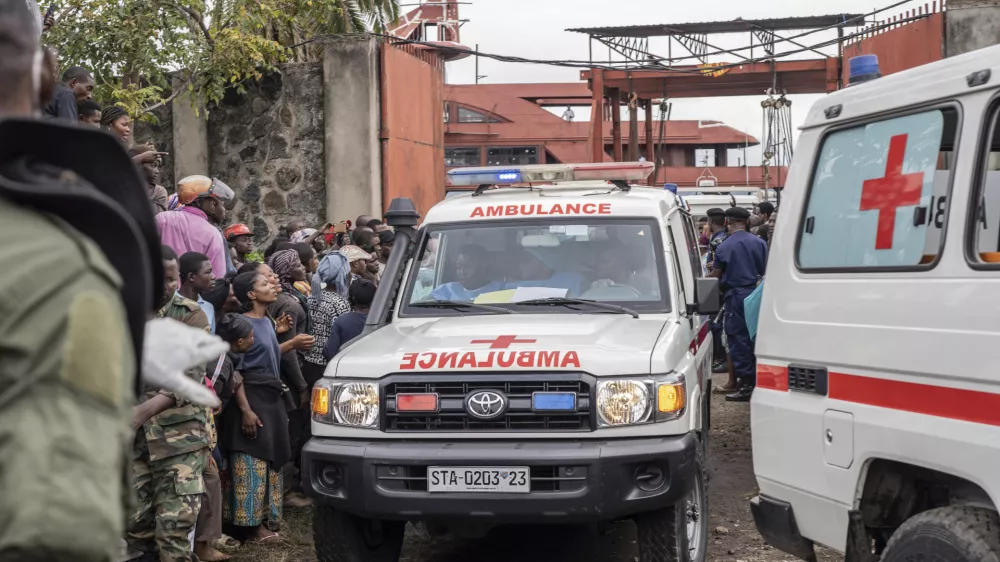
[{"xmin": 445, "ymin": 83, "xmax": 759, "ymax": 146}]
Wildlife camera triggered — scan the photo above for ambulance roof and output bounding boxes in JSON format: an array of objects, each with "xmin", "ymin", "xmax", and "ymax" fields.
[
  {"xmin": 423, "ymin": 184, "xmax": 683, "ymax": 225},
  {"xmin": 803, "ymin": 43, "xmax": 1000, "ymax": 130}
]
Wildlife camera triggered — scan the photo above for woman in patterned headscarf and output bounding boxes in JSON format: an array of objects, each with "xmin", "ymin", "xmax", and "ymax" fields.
[
  {"xmin": 263, "ymin": 250, "xmax": 314, "ymax": 505},
  {"xmin": 301, "ymin": 252, "xmax": 351, "ymax": 399}
]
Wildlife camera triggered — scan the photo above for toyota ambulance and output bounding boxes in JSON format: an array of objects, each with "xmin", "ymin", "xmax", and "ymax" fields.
[
  {"xmin": 303, "ymin": 162, "xmax": 720, "ymax": 562},
  {"xmin": 751, "ymin": 45, "xmax": 1000, "ymax": 561}
]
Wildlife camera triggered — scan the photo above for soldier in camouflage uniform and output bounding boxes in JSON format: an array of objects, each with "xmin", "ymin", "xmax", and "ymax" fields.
[
  {"xmin": 127, "ymin": 246, "xmax": 213, "ymax": 562},
  {"xmin": 0, "ymin": 2, "xmax": 166, "ymax": 561}
]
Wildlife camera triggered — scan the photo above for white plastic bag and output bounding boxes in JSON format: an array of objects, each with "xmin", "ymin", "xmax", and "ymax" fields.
[{"xmin": 141, "ymin": 318, "xmax": 227, "ymax": 408}]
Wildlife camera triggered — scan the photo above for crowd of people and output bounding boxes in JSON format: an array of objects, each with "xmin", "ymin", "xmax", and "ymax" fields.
[
  {"xmin": 34, "ymin": 54, "xmax": 397, "ymax": 557},
  {"xmin": 133, "ymin": 182, "xmax": 392, "ymax": 560}
]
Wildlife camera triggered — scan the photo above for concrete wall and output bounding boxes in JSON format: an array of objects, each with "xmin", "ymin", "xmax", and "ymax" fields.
[
  {"xmin": 322, "ymin": 35, "xmax": 383, "ymax": 224},
  {"xmin": 149, "ymin": 35, "xmax": 445, "ymax": 244},
  {"xmin": 207, "ymin": 63, "xmax": 327, "ymax": 242},
  {"xmin": 171, "ymin": 87, "xmax": 209, "ymax": 183},
  {"xmin": 947, "ymin": 0, "xmax": 1000, "ymax": 56}
]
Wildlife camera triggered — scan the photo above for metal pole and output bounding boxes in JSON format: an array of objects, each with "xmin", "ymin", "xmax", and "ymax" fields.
[
  {"xmin": 745, "ymin": 125, "xmax": 749, "ymax": 186},
  {"xmin": 590, "ymin": 70, "xmax": 605, "ymax": 163},
  {"xmin": 611, "ymin": 88, "xmax": 623, "ymax": 162},
  {"xmin": 475, "ymin": 43, "xmax": 479, "ymax": 84}
]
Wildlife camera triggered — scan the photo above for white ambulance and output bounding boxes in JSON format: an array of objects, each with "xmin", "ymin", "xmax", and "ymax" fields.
[
  {"xmin": 751, "ymin": 45, "xmax": 1000, "ymax": 560},
  {"xmin": 304, "ymin": 162, "xmax": 720, "ymax": 562}
]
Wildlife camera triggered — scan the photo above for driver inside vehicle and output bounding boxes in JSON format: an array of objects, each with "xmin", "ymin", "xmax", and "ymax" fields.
[
  {"xmin": 510, "ymin": 249, "xmax": 584, "ymax": 296},
  {"xmin": 429, "ymin": 244, "xmax": 505, "ymax": 301},
  {"xmin": 589, "ymin": 247, "xmax": 635, "ymax": 290},
  {"xmin": 582, "ymin": 244, "xmax": 659, "ymax": 300}
]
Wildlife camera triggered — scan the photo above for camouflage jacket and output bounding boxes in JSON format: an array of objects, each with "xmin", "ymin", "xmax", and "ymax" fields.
[
  {"xmin": 143, "ymin": 294, "xmax": 212, "ymax": 461},
  {"xmin": 0, "ymin": 196, "xmax": 136, "ymax": 561}
]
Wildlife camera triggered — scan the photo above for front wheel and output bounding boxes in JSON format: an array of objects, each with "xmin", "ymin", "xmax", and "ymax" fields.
[
  {"xmin": 634, "ymin": 437, "xmax": 708, "ymax": 562},
  {"xmin": 313, "ymin": 504, "xmax": 405, "ymax": 562},
  {"xmin": 880, "ymin": 506, "xmax": 1000, "ymax": 562}
]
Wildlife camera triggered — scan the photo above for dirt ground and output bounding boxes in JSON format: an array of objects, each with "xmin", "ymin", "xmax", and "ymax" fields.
[{"xmin": 231, "ymin": 390, "xmax": 840, "ymax": 562}]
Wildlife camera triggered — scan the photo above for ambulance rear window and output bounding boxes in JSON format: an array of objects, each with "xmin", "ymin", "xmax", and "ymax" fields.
[{"xmin": 797, "ymin": 107, "xmax": 958, "ymax": 271}]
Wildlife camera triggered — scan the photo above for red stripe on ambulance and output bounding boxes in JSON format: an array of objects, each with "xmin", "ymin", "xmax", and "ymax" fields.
[
  {"xmin": 470, "ymin": 203, "xmax": 611, "ymax": 218},
  {"xmin": 756, "ymin": 364, "xmax": 1000, "ymax": 426}
]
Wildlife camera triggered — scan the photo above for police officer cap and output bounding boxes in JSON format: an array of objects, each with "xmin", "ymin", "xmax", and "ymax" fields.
[
  {"xmin": 706, "ymin": 207, "xmax": 726, "ymax": 217},
  {"xmin": 725, "ymin": 207, "xmax": 751, "ymax": 220}
]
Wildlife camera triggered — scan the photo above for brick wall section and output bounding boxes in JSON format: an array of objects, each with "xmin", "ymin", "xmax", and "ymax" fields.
[{"xmin": 207, "ymin": 62, "xmax": 326, "ymax": 243}]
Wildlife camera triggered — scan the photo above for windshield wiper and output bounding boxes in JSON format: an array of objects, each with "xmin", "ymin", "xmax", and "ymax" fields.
[
  {"xmin": 410, "ymin": 300, "xmax": 515, "ymax": 314},
  {"xmin": 516, "ymin": 297, "xmax": 640, "ymax": 319}
]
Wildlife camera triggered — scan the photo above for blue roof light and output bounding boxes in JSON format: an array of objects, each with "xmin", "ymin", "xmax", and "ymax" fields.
[{"xmin": 848, "ymin": 55, "xmax": 881, "ymax": 85}]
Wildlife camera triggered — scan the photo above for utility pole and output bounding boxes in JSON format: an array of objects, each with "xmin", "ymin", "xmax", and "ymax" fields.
[{"xmin": 475, "ymin": 43, "xmax": 487, "ymax": 84}]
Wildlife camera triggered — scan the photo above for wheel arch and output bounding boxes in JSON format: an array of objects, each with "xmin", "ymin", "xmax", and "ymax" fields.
[{"xmin": 853, "ymin": 457, "xmax": 997, "ymax": 551}]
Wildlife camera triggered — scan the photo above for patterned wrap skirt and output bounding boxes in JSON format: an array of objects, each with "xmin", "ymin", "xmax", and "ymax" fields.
[{"xmin": 221, "ymin": 453, "xmax": 283, "ymax": 530}]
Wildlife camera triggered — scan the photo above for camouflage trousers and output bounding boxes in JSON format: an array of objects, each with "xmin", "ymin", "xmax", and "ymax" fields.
[{"xmin": 125, "ymin": 445, "xmax": 209, "ymax": 562}]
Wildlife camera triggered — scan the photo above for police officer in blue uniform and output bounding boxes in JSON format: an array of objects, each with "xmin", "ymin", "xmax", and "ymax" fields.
[
  {"xmin": 710, "ymin": 207, "xmax": 768, "ymax": 402},
  {"xmin": 705, "ymin": 208, "xmax": 729, "ymax": 375}
]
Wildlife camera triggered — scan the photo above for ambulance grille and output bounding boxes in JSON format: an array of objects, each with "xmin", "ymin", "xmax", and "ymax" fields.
[{"xmin": 383, "ymin": 378, "xmax": 593, "ymax": 432}]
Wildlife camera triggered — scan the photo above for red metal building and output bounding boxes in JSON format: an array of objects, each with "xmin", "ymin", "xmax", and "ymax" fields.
[
  {"xmin": 389, "ymin": 1, "xmax": 952, "ymax": 197},
  {"xmin": 444, "ymin": 82, "xmax": 770, "ymax": 187}
]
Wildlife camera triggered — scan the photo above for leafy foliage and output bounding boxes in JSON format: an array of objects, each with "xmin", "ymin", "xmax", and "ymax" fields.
[{"xmin": 43, "ymin": 0, "xmax": 399, "ymax": 117}]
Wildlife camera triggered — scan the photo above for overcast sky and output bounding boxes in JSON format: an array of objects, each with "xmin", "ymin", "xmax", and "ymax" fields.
[{"xmin": 443, "ymin": 0, "xmax": 931, "ymax": 165}]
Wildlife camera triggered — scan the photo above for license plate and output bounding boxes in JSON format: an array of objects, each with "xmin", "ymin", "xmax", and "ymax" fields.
[{"xmin": 427, "ymin": 466, "xmax": 530, "ymax": 493}]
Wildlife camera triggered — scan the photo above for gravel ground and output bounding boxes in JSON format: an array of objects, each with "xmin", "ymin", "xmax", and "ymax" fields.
[{"xmin": 231, "ymin": 389, "xmax": 841, "ymax": 562}]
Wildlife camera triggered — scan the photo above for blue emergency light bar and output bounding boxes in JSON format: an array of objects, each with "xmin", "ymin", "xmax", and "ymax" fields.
[
  {"xmin": 446, "ymin": 162, "xmax": 654, "ymax": 188},
  {"xmin": 448, "ymin": 168, "xmax": 522, "ymax": 186}
]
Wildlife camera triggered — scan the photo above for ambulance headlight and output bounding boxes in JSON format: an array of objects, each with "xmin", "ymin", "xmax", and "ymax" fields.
[
  {"xmin": 597, "ymin": 380, "xmax": 650, "ymax": 426},
  {"xmin": 596, "ymin": 375, "xmax": 686, "ymax": 427},
  {"xmin": 312, "ymin": 380, "xmax": 379, "ymax": 429}
]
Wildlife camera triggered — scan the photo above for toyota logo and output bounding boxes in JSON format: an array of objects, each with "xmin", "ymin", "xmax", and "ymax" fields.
[{"xmin": 465, "ymin": 390, "xmax": 508, "ymax": 420}]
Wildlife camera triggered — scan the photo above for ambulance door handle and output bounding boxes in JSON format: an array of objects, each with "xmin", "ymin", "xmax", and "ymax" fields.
[
  {"xmin": 913, "ymin": 206, "xmax": 928, "ymax": 226},
  {"xmin": 804, "ymin": 216, "xmax": 815, "ymax": 234}
]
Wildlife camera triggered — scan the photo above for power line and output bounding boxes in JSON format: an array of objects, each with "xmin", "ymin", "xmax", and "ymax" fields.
[
  {"xmin": 289, "ymin": 0, "xmax": 931, "ymax": 77},
  {"xmin": 374, "ymin": 12, "xmax": 930, "ymax": 75},
  {"xmin": 593, "ymin": 0, "xmax": 920, "ymax": 66}
]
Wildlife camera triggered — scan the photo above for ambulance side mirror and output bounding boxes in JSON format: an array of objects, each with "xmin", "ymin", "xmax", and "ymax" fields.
[{"xmin": 693, "ymin": 278, "xmax": 721, "ymax": 315}]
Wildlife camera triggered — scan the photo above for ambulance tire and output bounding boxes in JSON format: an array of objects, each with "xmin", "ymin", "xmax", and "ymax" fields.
[
  {"xmin": 881, "ymin": 506, "xmax": 1000, "ymax": 562},
  {"xmin": 634, "ymin": 438, "xmax": 708, "ymax": 562},
  {"xmin": 313, "ymin": 505, "xmax": 405, "ymax": 562}
]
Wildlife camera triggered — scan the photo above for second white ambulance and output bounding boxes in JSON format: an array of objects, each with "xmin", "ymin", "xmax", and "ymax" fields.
[{"xmin": 752, "ymin": 44, "xmax": 1000, "ymax": 561}]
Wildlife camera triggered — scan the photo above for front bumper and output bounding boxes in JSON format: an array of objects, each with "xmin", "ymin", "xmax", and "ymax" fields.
[{"xmin": 302, "ymin": 434, "xmax": 698, "ymax": 523}]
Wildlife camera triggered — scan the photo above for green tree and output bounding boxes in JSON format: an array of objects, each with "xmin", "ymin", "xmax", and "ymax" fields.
[{"xmin": 44, "ymin": 0, "xmax": 399, "ymax": 117}]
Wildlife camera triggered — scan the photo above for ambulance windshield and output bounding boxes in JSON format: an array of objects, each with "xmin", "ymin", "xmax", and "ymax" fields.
[{"xmin": 403, "ymin": 219, "xmax": 669, "ymax": 315}]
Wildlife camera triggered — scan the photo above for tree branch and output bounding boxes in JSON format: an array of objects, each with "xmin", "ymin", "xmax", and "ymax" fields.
[
  {"xmin": 142, "ymin": 69, "xmax": 197, "ymax": 113},
  {"xmin": 172, "ymin": 2, "xmax": 214, "ymax": 48}
]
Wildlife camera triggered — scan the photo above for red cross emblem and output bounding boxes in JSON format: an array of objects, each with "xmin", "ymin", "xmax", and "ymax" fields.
[
  {"xmin": 860, "ymin": 134, "xmax": 925, "ymax": 250},
  {"xmin": 470, "ymin": 335, "xmax": 537, "ymax": 349}
]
